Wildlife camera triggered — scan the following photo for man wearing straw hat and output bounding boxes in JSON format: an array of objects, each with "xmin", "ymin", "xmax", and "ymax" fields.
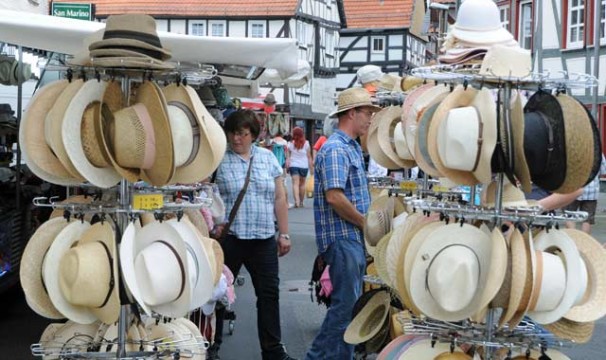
[{"xmin": 305, "ymin": 87, "xmax": 381, "ymax": 360}]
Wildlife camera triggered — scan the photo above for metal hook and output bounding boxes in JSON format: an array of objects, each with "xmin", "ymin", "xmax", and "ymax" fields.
[
  {"xmin": 95, "ymin": 70, "xmax": 101, "ymax": 82},
  {"xmin": 176, "ymin": 210, "xmax": 184, "ymax": 222},
  {"xmin": 463, "ymin": 79, "xmax": 468, "ymax": 90},
  {"xmin": 66, "ymin": 68, "xmax": 73, "ymax": 83}
]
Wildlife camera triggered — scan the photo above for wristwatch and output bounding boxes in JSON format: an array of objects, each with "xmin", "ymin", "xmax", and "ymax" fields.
[{"xmin": 279, "ymin": 234, "xmax": 290, "ymax": 240}]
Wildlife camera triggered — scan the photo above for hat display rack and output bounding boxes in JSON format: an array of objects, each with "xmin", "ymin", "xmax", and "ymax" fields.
[
  {"xmin": 366, "ymin": 64, "xmax": 600, "ymax": 360},
  {"xmin": 18, "ymin": 15, "xmax": 229, "ymax": 359}
]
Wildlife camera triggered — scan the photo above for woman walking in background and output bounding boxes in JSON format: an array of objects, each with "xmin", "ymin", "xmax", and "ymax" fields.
[{"xmin": 287, "ymin": 127, "xmax": 312, "ymax": 208}]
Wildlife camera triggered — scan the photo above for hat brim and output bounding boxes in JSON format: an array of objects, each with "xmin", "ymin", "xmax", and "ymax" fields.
[
  {"xmin": 511, "ymin": 91, "xmax": 532, "ymax": 193},
  {"xmin": 119, "ymin": 222, "xmax": 151, "ymax": 315},
  {"xmin": 451, "ymin": 25, "xmax": 514, "ymax": 45},
  {"xmin": 343, "ymin": 290, "xmax": 391, "ymax": 344},
  {"xmin": 402, "ymin": 84, "xmax": 435, "ymax": 156},
  {"xmin": 89, "ymin": 37, "xmax": 171, "ymax": 60},
  {"xmin": 328, "ymin": 103, "xmax": 382, "ymax": 118},
  {"xmin": 375, "ymin": 106, "xmax": 416, "ymax": 169}
]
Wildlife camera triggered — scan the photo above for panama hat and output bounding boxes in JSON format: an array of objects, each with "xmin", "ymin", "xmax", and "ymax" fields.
[
  {"xmin": 100, "ymin": 323, "xmax": 142, "ymax": 353},
  {"xmin": 43, "ymin": 220, "xmax": 94, "ymax": 324},
  {"xmin": 329, "ymin": 87, "xmax": 382, "ymax": 117},
  {"xmin": 372, "ymin": 231, "xmax": 394, "ymax": 285},
  {"xmin": 543, "ymin": 318, "xmax": 595, "ymax": 344},
  {"xmin": 364, "ymin": 194, "xmax": 406, "ymax": 247},
  {"xmin": 62, "ymin": 79, "xmax": 123, "ymax": 188},
  {"xmin": 401, "ymin": 84, "xmax": 434, "ymax": 155},
  {"xmin": 44, "ymin": 79, "xmax": 87, "ymax": 182},
  {"xmin": 367, "ymin": 108, "xmax": 401, "ymax": 169},
  {"xmin": 479, "ymin": 45, "xmax": 532, "ymax": 78},
  {"xmin": 450, "ymin": 0, "xmax": 514, "ymax": 45},
  {"xmin": 481, "ymin": 179, "xmax": 539, "ymax": 209},
  {"xmin": 132, "ymin": 221, "xmax": 191, "ymax": 318},
  {"xmin": 40, "ymin": 320, "xmax": 101, "ymax": 352},
  {"xmin": 528, "ymin": 230, "xmax": 583, "ymax": 324},
  {"xmin": 119, "ymin": 222, "xmax": 149, "ymax": 314},
  {"xmin": 560, "ymin": 229, "xmax": 606, "ymax": 322},
  {"xmin": 375, "ymin": 106, "xmax": 415, "ymax": 168},
  {"xmin": 162, "ymin": 84, "xmax": 227, "ymax": 184},
  {"xmin": 166, "ymin": 218, "xmax": 214, "ymax": 310},
  {"xmin": 211, "ymin": 239, "xmax": 225, "ymax": 285},
  {"xmin": 429, "ymin": 86, "xmax": 496, "ymax": 185},
  {"xmin": 20, "ymin": 217, "xmax": 72, "ymax": 319},
  {"xmin": 89, "ymin": 14, "xmax": 171, "ymax": 60},
  {"xmin": 508, "ymin": 228, "xmax": 537, "ymax": 328},
  {"xmin": 344, "ymin": 290, "xmax": 391, "ymax": 344},
  {"xmin": 393, "ymin": 122, "xmax": 415, "ymax": 164},
  {"xmin": 168, "ymin": 321, "xmax": 206, "ymax": 360},
  {"xmin": 384, "ymin": 212, "xmax": 413, "ymax": 287},
  {"xmin": 408, "ymin": 223, "xmax": 500, "ymax": 321},
  {"xmin": 57, "ymin": 221, "xmax": 120, "ymax": 324},
  {"xmin": 379, "ymin": 74, "xmax": 403, "ymax": 92},
  {"xmin": 20, "ymin": 80, "xmax": 82, "ymax": 186}
]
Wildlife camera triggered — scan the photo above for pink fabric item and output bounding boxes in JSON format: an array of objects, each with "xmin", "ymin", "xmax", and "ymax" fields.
[
  {"xmin": 318, "ymin": 265, "xmax": 332, "ymax": 297},
  {"xmin": 200, "ymin": 207, "xmax": 214, "ymax": 231},
  {"xmin": 223, "ymin": 265, "xmax": 236, "ymax": 305}
]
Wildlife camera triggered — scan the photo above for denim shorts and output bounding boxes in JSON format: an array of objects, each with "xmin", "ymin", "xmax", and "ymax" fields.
[{"xmin": 289, "ymin": 167, "xmax": 308, "ymax": 177}]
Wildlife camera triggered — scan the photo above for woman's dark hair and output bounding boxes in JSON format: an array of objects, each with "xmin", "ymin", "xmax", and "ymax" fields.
[{"xmin": 223, "ymin": 109, "xmax": 261, "ymax": 139}]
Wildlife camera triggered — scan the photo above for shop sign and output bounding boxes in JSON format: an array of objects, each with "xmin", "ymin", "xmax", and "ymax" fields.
[{"xmin": 51, "ymin": 3, "xmax": 94, "ymax": 21}]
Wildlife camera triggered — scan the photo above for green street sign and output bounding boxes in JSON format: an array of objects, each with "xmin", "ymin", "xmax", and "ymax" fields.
[{"xmin": 51, "ymin": 3, "xmax": 94, "ymax": 21}]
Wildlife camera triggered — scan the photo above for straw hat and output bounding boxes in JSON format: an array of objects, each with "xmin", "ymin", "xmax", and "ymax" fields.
[
  {"xmin": 401, "ymin": 84, "xmax": 434, "ymax": 156},
  {"xmin": 479, "ymin": 45, "xmax": 532, "ymax": 78},
  {"xmin": 20, "ymin": 80, "xmax": 81, "ymax": 186},
  {"xmin": 89, "ymin": 14, "xmax": 171, "ymax": 60},
  {"xmin": 508, "ymin": 228, "xmax": 537, "ymax": 328},
  {"xmin": 395, "ymin": 338, "xmax": 460, "ymax": 359},
  {"xmin": 119, "ymin": 222, "xmax": 150, "ymax": 315},
  {"xmin": 211, "ymin": 239, "xmax": 225, "ymax": 285},
  {"xmin": 44, "ymin": 79, "xmax": 86, "ymax": 182},
  {"xmin": 329, "ymin": 87, "xmax": 382, "ymax": 117},
  {"xmin": 57, "ymin": 221, "xmax": 120, "ymax": 324},
  {"xmin": 162, "ymin": 84, "xmax": 227, "ymax": 184},
  {"xmin": 528, "ymin": 230, "xmax": 582, "ymax": 324},
  {"xmin": 344, "ymin": 290, "xmax": 391, "ymax": 344},
  {"xmin": 364, "ymin": 194, "xmax": 406, "ymax": 247},
  {"xmin": 43, "ymin": 220, "xmax": 95, "ymax": 324},
  {"xmin": 481, "ymin": 179, "xmax": 539, "ymax": 208},
  {"xmin": 20, "ymin": 217, "xmax": 71, "ymax": 319},
  {"xmin": 372, "ymin": 231, "xmax": 394, "ymax": 285},
  {"xmin": 62, "ymin": 79, "xmax": 123, "ymax": 188},
  {"xmin": 393, "ymin": 122, "xmax": 415, "ymax": 164},
  {"xmin": 450, "ymin": 0, "xmax": 514, "ymax": 45},
  {"xmin": 377, "ymin": 335, "xmax": 422, "ymax": 359},
  {"xmin": 385, "ymin": 212, "xmax": 414, "ymax": 287},
  {"xmin": 560, "ymin": 229, "xmax": 606, "ymax": 322},
  {"xmin": 543, "ymin": 318, "xmax": 595, "ymax": 344},
  {"xmin": 408, "ymin": 223, "xmax": 500, "ymax": 321},
  {"xmin": 510, "ymin": 91, "xmax": 532, "ymax": 193},
  {"xmin": 379, "ymin": 74, "xmax": 403, "ymax": 92},
  {"xmin": 170, "ymin": 319, "xmax": 207, "ymax": 360},
  {"xmin": 183, "ymin": 217, "xmax": 218, "ymax": 285},
  {"xmin": 166, "ymin": 218, "xmax": 214, "ymax": 310},
  {"xmin": 375, "ymin": 106, "xmax": 415, "ymax": 168},
  {"xmin": 40, "ymin": 320, "xmax": 101, "ymax": 351},
  {"xmin": 100, "ymin": 323, "xmax": 142, "ymax": 353},
  {"xmin": 184, "ymin": 209, "xmax": 210, "ymax": 237}
]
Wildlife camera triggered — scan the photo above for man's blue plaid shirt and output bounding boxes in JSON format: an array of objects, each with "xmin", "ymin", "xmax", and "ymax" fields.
[{"xmin": 313, "ymin": 130, "xmax": 370, "ymax": 254}]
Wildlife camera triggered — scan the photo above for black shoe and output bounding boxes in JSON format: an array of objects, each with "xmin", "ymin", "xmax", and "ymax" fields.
[
  {"xmin": 280, "ymin": 355, "xmax": 297, "ymax": 360},
  {"xmin": 207, "ymin": 345, "xmax": 221, "ymax": 360}
]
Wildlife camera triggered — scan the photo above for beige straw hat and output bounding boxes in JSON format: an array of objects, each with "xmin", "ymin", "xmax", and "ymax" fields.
[
  {"xmin": 511, "ymin": 90, "xmax": 532, "ymax": 193},
  {"xmin": 543, "ymin": 318, "xmax": 595, "ymax": 344},
  {"xmin": 211, "ymin": 239, "xmax": 225, "ymax": 285},
  {"xmin": 20, "ymin": 217, "xmax": 71, "ymax": 319},
  {"xmin": 402, "ymin": 83, "xmax": 434, "ymax": 156},
  {"xmin": 496, "ymin": 228, "xmax": 529, "ymax": 328},
  {"xmin": 376, "ymin": 105, "xmax": 415, "ymax": 168},
  {"xmin": 20, "ymin": 79, "xmax": 82, "ymax": 186},
  {"xmin": 413, "ymin": 87, "xmax": 450, "ymax": 178},
  {"xmin": 329, "ymin": 87, "xmax": 381, "ymax": 117},
  {"xmin": 344, "ymin": 290, "xmax": 391, "ymax": 344}
]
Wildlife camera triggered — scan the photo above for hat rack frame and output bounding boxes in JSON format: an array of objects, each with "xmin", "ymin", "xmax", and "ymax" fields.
[
  {"xmin": 28, "ymin": 68, "xmax": 213, "ymax": 359},
  {"xmin": 385, "ymin": 66, "xmax": 599, "ymax": 359}
]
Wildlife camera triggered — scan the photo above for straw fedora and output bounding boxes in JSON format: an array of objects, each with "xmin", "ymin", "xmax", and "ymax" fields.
[
  {"xmin": 169, "ymin": 320, "xmax": 207, "ymax": 360},
  {"xmin": 543, "ymin": 318, "xmax": 595, "ymax": 344},
  {"xmin": 184, "ymin": 217, "xmax": 218, "ymax": 285},
  {"xmin": 364, "ymin": 194, "xmax": 406, "ymax": 247},
  {"xmin": 132, "ymin": 221, "xmax": 191, "ymax": 318},
  {"xmin": 166, "ymin": 218, "xmax": 214, "ymax": 311},
  {"xmin": 393, "ymin": 122, "xmax": 415, "ymax": 164},
  {"xmin": 119, "ymin": 222, "xmax": 150, "ymax": 315},
  {"xmin": 100, "ymin": 323, "xmax": 142, "ymax": 353},
  {"xmin": 479, "ymin": 45, "xmax": 531, "ymax": 78},
  {"xmin": 376, "ymin": 106, "xmax": 415, "ymax": 168},
  {"xmin": 211, "ymin": 239, "xmax": 225, "ymax": 285},
  {"xmin": 89, "ymin": 14, "xmax": 171, "ymax": 60},
  {"xmin": 162, "ymin": 84, "xmax": 227, "ymax": 184},
  {"xmin": 43, "ymin": 220, "xmax": 95, "ymax": 324},
  {"xmin": 372, "ymin": 231, "xmax": 394, "ymax": 285},
  {"xmin": 62, "ymin": 79, "xmax": 123, "ymax": 188},
  {"xmin": 560, "ymin": 229, "xmax": 606, "ymax": 323},
  {"xmin": 408, "ymin": 223, "xmax": 499, "ymax": 321},
  {"xmin": 508, "ymin": 229, "xmax": 537, "ymax": 328},
  {"xmin": 385, "ymin": 212, "xmax": 413, "ymax": 287},
  {"xmin": 329, "ymin": 87, "xmax": 382, "ymax": 117},
  {"xmin": 481, "ymin": 179, "xmax": 539, "ymax": 209},
  {"xmin": 40, "ymin": 320, "xmax": 101, "ymax": 352},
  {"xmin": 20, "ymin": 217, "xmax": 72, "ymax": 319},
  {"xmin": 20, "ymin": 80, "xmax": 82, "ymax": 186},
  {"xmin": 367, "ymin": 109, "xmax": 401, "ymax": 170},
  {"xmin": 344, "ymin": 290, "xmax": 391, "ymax": 344},
  {"xmin": 528, "ymin": 230, "xmax": 583, "ymax": 324},
  {"xmin": 429, "ymin": 86, "xmax": 496, "ymax": 185}
]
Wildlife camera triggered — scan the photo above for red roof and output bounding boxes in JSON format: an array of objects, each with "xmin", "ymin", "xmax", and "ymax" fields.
[
  {"xmin": 343, "ymin": 0, "xmax": 416, "ymax": 29},
  {"xmin": 50, "ymin": 0, "xmax": 299, "ymax": 17}
]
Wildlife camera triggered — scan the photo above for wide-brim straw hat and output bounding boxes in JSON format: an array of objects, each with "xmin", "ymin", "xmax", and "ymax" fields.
[
  {"xmin": 385, "ymin": 212, "xmax": 412, "ymax": 287},
  {"xmin": 20, "ymin": 217, "xmax": 72, "ymax": 319},
  {"xmin": 561, "ymin": 229, "xmax": 606, "ymax": 322},
  {"xmin": 119, "ymin": 222, "xmax": 150, "ymax": 315},
  {"xmin": 166, "ymin": 218, "xmax": 214, "ymax": 311},
  {"xmin": 543, "ymin": 317, "xmax": 595, "ymax": 344},
  {"xmin": 45, "ymin": 79, "xmax": 87, "ymax": 182},
  {"xmin": 62, "ymin": 79, "xmax": 123, "ymax": 188},
  {"xmin": 89, "ymin": 14, "xmax": 172, "ymax": 60},
  {"xmin": 364, "ymin": 194, "xmax": 406, "ymax": 247},
  {"xmin": 408, "ymin": 223, "xmax": 499, "ymax": 321},
  {"xmin": 429, "ymin": 86, "xmax": 496, "ymax": 185},
  {"xmin": 367, "ymin": 110, "xmax": 402, "ymax": 168},
  {"xmin": 58, "ymin": 221, "xmax": 120, "ymax": 324},
  {"xmin": 162, "ymin": 84, "xmax": 226, "ymax": 184},
  {"xmin": 344, "ymin": 290, "xmax": 391, "ymax": 344},
  {"xmin": 211, "ymin": 239, "xmax": 225, "ymax": 285},
  {"xmin": 401, "ymin": 84, "xmax": 434, "ymax": 155},
  {"xmin": 528, "ymin": 230, "xmax": 583, "ymax": 324},
  {"xmin": 395, "ymin": 338, "xmax": 463, "ymax": 359},
  {"xmin": 510, "ymin": 91, "xmax": 532, "ymax": 193},
  {"xmin": 372, "ymin": 231, "xmax": 394, "ymax": 285},
  {"xmin": 375, "ymin": 106, "xmax": 415, "ymax": 168},
  {"xmin": 479, "ymin": 45, "xmax": 532, "ymax": 78},
  {"xmin": 40, "ymin": 320, "xmax": 101, "ymax": 349},
  {"xmin": 20, "ymin": 80, "xmax": 82, "ymax": 186},
  {"xmin": 329, "ymin": 87, "xmax": 381, "ymax": 117},
  {"xmin": 43, "ymin": 220, "xmax": 95, "ymax": 324},
  {"xmin": 481, "ymin": 179, "xmax": 539, "ymax": 209}
]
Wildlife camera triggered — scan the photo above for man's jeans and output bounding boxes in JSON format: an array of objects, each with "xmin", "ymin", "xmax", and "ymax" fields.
[
  {"xmin": 305, "ymin": 239, "xmax": 366, "ymax": 360},
  {"xmin": 214, "ymin": 235, "xmax": 287, "ymax": 360}
]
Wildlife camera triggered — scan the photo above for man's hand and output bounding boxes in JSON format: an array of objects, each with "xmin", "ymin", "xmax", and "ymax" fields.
[{"xmin": 277, "ymin": 236, "xmax": 291, "ymax": 256}]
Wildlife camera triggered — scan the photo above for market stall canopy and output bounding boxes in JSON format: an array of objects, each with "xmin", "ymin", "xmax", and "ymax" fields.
[
  {"xmin": 0, "ymin": 9, "xmax": 299, "ymax": 78},
  {"xmin": 257, "ymin": 59, "xmax": 311, "ymax": 88}
]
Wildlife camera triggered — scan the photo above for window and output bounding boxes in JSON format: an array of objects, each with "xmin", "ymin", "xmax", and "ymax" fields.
[
  {"xmin": 371, "ymin": 36, "xmax": 385, "ymax": 53},
  {"xmin": 325, "ymin": 30, "xmax": 335, "ymax": 56},
  {"xmin": 250, "ymin": 22, "xmax": 265, "ymax": 38},
  {"xmin": 297, "ymin": 21, "xmax": 307, "ymax": 46},
  {"xmin": 567, "ymin": 0, "xmax": 585, "ymax": 47},
  {"xmin": 190, "ymin": 22, "xmax": 205, "ymax": 36},
  {"xmin": 499, "ymin": 5, "xmax": 510, "ymax": 29},
  {"xmin": 600, "ymin": 0, "xmax": 606, "ymax": 42},
  {"xmin": 210, "ymin": 21, "xmax": 225, "ymax": 37},
  {"xmin": 519, "ymin": 1, "xmax": 533, "ymax": 50}
]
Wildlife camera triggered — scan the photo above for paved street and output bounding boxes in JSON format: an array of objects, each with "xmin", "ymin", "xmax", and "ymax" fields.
[{"xmin": 1, "ymin": 184, "xmax": 606, "ymax": 359}]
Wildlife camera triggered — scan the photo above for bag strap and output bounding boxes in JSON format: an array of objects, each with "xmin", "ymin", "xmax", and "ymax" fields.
[{"xmin": 219, "ymin": 156, "xmax": 254, "ymax": 240}]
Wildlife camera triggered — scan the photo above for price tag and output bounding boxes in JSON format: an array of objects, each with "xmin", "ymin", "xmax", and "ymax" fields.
[
  {"xmin": 132, "ymin": 193, "xmax": 164, "ymax": 210},
  {"xmin": 433, "ymin": 185, "xmax": 449, "ymax": 193},
  {"xmin": 400, "ymin": 181, "xmax": 417, "ymax": 191}
]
